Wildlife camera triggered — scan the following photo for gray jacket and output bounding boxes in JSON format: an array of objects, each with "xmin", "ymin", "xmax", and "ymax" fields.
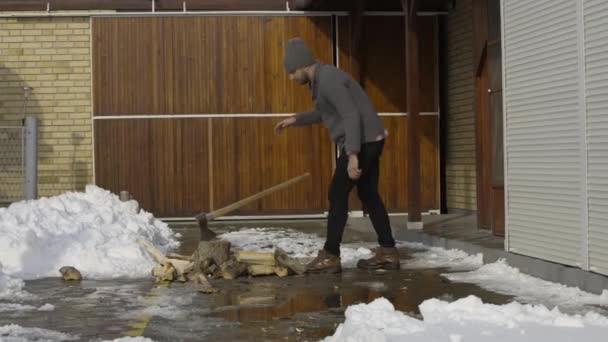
[{"xmin": 293, "ymin": 63, "xmax": 386, "ymax": 154}]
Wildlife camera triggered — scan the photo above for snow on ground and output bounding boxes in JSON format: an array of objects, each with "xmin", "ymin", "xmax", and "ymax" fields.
[
  {"xmin": 101, "ymin": 338, "xmax": 155, "ymax": 342},
  {"xmin": 125, "ymin": 290, "xmax": 196, "ymax": 321},
  {"xmin": 323, "ymin": 296, "xmax": 608, "ymax": 342},
  {"xmin": 0, "ymin": 185, "xmax": 179, "ymax": 280},
  {"xmin": 400, "ymin": 244, "xmax": 483, "ymax": 271},
  {"xmin": 0, "ymin": 303, "xmax": 54, "ymax": 312},
  {"xmin": 445, "ymin": 259, "xmax": 608, "ymax": 310},
  {"xmin": 0, "ymin": 324, "xmax": 78, "ymax": 342},
  {"xmin": 219, "ymin": 228, "xmax": 373, "ymax": 268}
]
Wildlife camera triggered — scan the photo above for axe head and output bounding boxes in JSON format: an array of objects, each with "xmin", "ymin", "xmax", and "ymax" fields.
[{"xmin": 196, "ymin": 213, "xmax": 217, "ymax": 241}]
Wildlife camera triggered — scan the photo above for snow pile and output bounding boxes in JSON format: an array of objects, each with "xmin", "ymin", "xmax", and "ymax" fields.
[
  {"xmin": 323, "ymin": 296, "xmax": 608, "ymax": 342},
  {"xmin": 445, "ymin": 259, "xmax": 608, "ymax": 310},
  {"xmin": 0, "ymin": 324, "xmax": 78, "ymax": 341},
  {"xmin": 0, "ymin": 264, "xmax": 34, "ymax": 301},
  {"xmin": 0, "ymin": 185, "xmax": 179, "ymax": 280},
  {"xmin": 219, "ymin": 228, "xmax": 373, "ymax": 268}
]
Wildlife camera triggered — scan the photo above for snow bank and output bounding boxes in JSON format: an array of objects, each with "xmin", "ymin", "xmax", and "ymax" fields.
[
  {"xmin": 0, "ymin": 185, "xmax": 179, "ymax": 280},
  {"xmin": 323, "ymin": 296, "xmax": 608, "ymax": 342},
  {"xmin": 445, "ymin": 259, "xmax": 608, "ymax": 309}
]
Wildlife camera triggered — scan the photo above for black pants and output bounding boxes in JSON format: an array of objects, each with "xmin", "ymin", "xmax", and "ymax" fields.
[{"xmin": 324, "ymin": 140, "xmax": 396, "ymax": 256}]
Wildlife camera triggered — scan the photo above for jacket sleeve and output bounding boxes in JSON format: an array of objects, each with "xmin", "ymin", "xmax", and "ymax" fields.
[
  {"xmin": 325, "ymin": 82, "xmax": 361, "ymax": 154},
  {"xmin": 293, "ymin": 109, "xmax": 322, "ymax": 126}
]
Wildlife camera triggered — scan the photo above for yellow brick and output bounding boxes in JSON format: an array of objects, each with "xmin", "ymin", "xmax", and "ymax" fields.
[
  {"xmin": 67, "ymin": 23, "xmax": 89, "ymax": 29},
  {"xmin": 68, "ymin": 48, "xmax": 89, "ymax": 55},
  {"xmin": 21, "ymin": 29, "xmax": 43, "ymax": 36},
  {"xmin": 34, "ymin": 48, "xmax": 58, "ymax": 55},
  {"xmin": 1, "ymin": 35, "xmax": 22, "ymax": 42},
  {"xmin": 69, "ymin": 87, "xmax": 90, "ymax": 93},
  {"xmin": 2, "ymin": 48, "xmax": 24, "ymax": 55},
  {"xmin": 35, "ymin": 35, "xmax": 56, "ymax": 42},
  {"xmin": 38, "ymin": 61, "xmax": 70, "ymax": 68},
  {"xmin": 53, "ymin": 106, "xmax": 76, "ymax": 113},
  {"xmin": 53, "ymin": 42, "xmax": 76, "ymax": 48},
  {"xmin": 32, "ymin": 23, "xmax": 57, "ymax": 29},
  {"xmin": 68, "ymin": 61, "xmax": 89, "ymax": 67},
  {"xmin": 20, "ymin": 55, "xmax": 42, "ymax": 61},
  {"xmin": 68, "ymin": 74, "xmax": 90, "ymax": 81},
  {"xmin": 51, "ymin": 55, "xmax": 73, "ymax": 61},
  {"xmin": 52, "ymin": 67, "xmax": 74, "ymax": 73},
  {"xmin": 19, "ymin": 42, "xmax": 42, "ymax": 49},
  {"xmin": 37, "ymin": 74, "xmax": 57, "ymax": 81},
  {"xmin": 53, "ymin": 29, "xmax": 73, "ymax": 35}
]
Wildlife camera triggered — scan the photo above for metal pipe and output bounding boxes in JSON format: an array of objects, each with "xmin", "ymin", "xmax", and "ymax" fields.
[{"xmin": 24, "ymin": 116, "xmax": 38, "ymax": 200}]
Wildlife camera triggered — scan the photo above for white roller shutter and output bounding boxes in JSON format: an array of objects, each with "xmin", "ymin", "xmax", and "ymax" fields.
[
  {"xmin": 503, "ymin": 0, "xmax": 584, "ymax": 267},
  {"xmin": 584, "ymin": 0, "xmax": 608, "ymax": 275}
]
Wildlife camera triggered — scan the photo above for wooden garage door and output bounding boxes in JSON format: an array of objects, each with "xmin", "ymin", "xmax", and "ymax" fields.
[
  {"xmin": 92, "ymin": 16, "xmax": 334, "ymax": 217},
  {"xmin": 337, "ymin": 15, "xmax": 440, "ymax": 212}
]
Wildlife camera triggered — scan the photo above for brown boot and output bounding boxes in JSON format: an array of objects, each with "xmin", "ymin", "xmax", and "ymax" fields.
[
  {"xmin": 306, "ymin": 250, "xmax": 341, "ymax": 274},
  {"xmin": 357, "ymin": 247, "xmax": 400, "ymax": 270}
]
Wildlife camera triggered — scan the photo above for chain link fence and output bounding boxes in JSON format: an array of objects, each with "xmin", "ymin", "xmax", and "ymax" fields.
[{"xmin": 0, "ymin": 125, "xmax": 25, "ymax": 203}]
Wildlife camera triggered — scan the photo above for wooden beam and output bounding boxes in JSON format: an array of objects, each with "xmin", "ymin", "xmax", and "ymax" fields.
[
  {"xmin": 0, "ymin": 0, "xmax": 288, "ymax": 11},
  {"xmin": 405, "ymin": 0, "xmax": 422, "ymax": 224},
  {"xmin": 349, "ymin": 0, "xmax": 366, "ymax": 86}
]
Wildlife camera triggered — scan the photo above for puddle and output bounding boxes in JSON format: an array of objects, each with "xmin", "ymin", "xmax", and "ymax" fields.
[{"xmin": 170, "ymin": 269, "xmax": 513, "ymax": 341}]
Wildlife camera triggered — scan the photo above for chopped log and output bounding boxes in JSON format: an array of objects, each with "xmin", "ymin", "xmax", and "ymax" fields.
[
  {"xmin": 235, "ymin": 251, "xmax": 276, "ymax": 266},
  {"xmin": 138, "ymin": 239, "xmax": 170, "ymax": 265},
  {"xmin": 167, "ymin": 253, "xmax": 192, "ymax": 261},
  {"xmin": 220, "ymin": 259, "xmax": 247, "ymax": 280},
  {"xmin": 161, "ymin": 264, "xmax": 176, "ymax": 282},
  {"xmin": 247, "ymin": 264, "xmax": 276, "ymax": 276},
  {"xmin": 167, "ymin": 259, "xmax": 193, "ymax": 276},
  {"xmin": 152, "ymin": 266, "xmax": 164, "ymax": 278},
  {"xmin": 275, "ymin": 248, "xmax": 307, "ymax": 275},
  {"xmin": 192, "ymin": 273, "xmax": 218, "ymax": 294},
  {"xmin": 59, "ymin": 266, "xmax": 82, "ymax": 281},
  {"xmin": 273, "ymin": 266, "xmax": 289, "ymax": 277}
]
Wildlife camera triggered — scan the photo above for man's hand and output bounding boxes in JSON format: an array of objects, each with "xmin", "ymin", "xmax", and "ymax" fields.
[
  {"xmin": 347, "ymin": 154, "xmax": 362, "ymax": 180},
  {"xmin": 274, "ymin": 117, "xmax": 296, "ymax": 134}
]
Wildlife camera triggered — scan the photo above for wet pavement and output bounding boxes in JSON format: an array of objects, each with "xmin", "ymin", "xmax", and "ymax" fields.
[{"xmin": 1, "ymin": 221, "xmax": 514, "ymax": 341}]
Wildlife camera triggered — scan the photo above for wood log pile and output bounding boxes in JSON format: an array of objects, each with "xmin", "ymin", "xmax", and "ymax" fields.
[{"xmin": 139, "ymin": 239, "xmax": 307, "ymax": 293}]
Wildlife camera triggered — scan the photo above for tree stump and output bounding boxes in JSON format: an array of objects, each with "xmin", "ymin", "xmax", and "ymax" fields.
[{"xmin": 192, "ymin": 240, "xmax": 231, "ymax": 270}]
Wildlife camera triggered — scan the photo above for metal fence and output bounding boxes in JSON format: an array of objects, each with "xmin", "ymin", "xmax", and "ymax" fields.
[
  {"xmin": 0, "ymin": 117, "xmax": 38, "ymax": 203},
  {"xmin": 0, "ymin": 125, "xmax": 24, "ymax": 203}
]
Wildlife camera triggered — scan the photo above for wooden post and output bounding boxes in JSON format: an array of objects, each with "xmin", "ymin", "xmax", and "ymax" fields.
[
  {"xmin": 404, "ymin": 0, "xmax": 423, "ymax": 228},
  {"xmin": 349, "ymin": 0, "xmax": 366, "ymax": 86}
]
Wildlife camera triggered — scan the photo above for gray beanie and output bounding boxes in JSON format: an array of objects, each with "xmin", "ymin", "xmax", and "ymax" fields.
[{"xmin": 283, "ymin": 38, "xmax": 315, "ymax": 73}]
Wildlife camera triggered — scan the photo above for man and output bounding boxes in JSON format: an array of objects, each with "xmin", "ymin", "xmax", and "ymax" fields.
[{"xmin": 274, "ymin": 37, "xmax": 400, "ymax": 273}]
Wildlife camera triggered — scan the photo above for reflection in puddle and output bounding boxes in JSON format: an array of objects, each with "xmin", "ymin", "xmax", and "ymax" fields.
[{"xmin": 208, "ymin": 270, "xmax": 512, "ymax": 324}]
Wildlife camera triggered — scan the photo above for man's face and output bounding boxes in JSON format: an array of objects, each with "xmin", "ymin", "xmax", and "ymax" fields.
[{"xmin": 288, "ymin": 67, "xmax": 309, "ymax": 85}]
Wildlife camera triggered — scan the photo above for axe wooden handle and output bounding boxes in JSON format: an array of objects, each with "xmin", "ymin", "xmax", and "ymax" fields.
[{"xmin": 204, "ymin": 172, "xmax": 311, "ymax": 220}]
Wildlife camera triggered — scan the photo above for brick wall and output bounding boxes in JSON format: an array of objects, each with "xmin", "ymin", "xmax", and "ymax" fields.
[
  {"xmin": 445, "ymin": 0, "xmax": 477, "ymax": 210},
  {"xmin": 0, "ymin": 16, "xmax": 93, "ymax": 198}
]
